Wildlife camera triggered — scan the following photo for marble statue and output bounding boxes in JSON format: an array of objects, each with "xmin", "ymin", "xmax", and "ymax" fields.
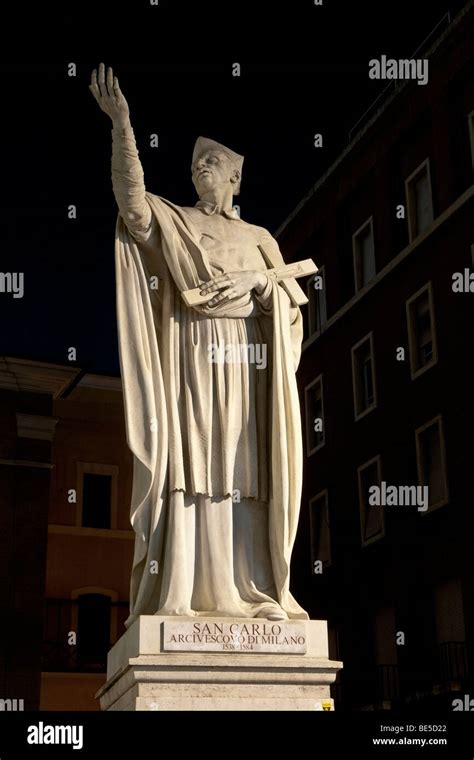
[{"xmin": 90, "ymin": 63, "xmax": 309, "ymax": 625}]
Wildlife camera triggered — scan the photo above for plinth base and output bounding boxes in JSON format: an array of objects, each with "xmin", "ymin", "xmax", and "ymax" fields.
[{"xmin": 96, "ymin": 616, "xmax": 342, "ymax": 711}]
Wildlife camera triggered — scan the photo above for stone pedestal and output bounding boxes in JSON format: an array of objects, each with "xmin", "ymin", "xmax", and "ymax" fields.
[{"xmin": 96, "ymin": 616, "xmax": 342, "ymax": 711}]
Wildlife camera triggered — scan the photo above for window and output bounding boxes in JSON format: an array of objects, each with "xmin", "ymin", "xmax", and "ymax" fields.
[
  {"xmin": 76, "ymin": 462, "xmax": 118, "ymax": 529},
  {"xmin": 305, "ymin": 374, "xmax": 325, "ymax": 455},
  {"xmin": 307, "ymin": 266, "xmax": 327, "ymax": 334},
  {"xmin": 358, "ymin": 455, "xmax": 384, "ymax": 546},
  {"xmin": 352, "ymin": 332, "xmax": 377, "ymax": 420},
  {"xmin": 70, "ymin": 587, "xmax": 118, "ymax": 672},
  {"xmin": 406, "ymin": 283, "xmax": 437, "ymax": 379},
  {"xmin": 353, "ymin": 217, "xmax": 376, "ymax": 291},
  {"xmin": 435, "ymin": 579, "xmax": 467, "ymax": 682},
  {"xmin": 373, "ymin": 607, "xmax": 399, "ymax": 703},
  {"xmin": 309, "ymin": 490, "xmax": 331, "ymax": 570},
  {"xmin": 435, "ymin": 579, "xmax": 466, "ymax": 644},
  {"xmin": 77, "ymin": 593, "xmax": 112, "ymax": 670},
  {"xmin": 82, "ymin": 473, "xmax": 112, "ymax": 528},
  {"xmin": 468, "ymin": 111, "xmax": 474, "ymax": 171},
  {"xmin": 374, "ymin": 607, "xmax": 397, "ymax": 666},
  {"xmin": 415, "ymin": 415, "xmax": 449, "ymax": 512},
  {"xmin": 405, "ymin": 159, "xmax": 434, "ymax": 241}
]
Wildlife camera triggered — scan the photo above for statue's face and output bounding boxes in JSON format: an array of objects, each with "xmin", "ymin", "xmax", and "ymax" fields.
[{"xmin": 191, "ymin": 150, "xmax": 240, "ymax": 197}]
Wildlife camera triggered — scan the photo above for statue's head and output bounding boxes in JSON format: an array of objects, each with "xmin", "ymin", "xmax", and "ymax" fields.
[{"xmin": 191, "ymin": 136, "xmax": 244, "ymax": 198}]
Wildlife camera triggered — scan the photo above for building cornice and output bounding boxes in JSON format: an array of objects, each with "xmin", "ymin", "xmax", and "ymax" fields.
[
  {"xmin": 0, "ymin": 357, "xmax": 80, "ymax": 398},
  {"xmin": 76, "ymin": 374, "xmax": 122, "ymax": 392}
]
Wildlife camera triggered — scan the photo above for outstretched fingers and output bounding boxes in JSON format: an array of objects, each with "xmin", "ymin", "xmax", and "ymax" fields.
[
  {"xmin": 89, "ymin": 68, "xmax": 101, "ymax": 101},
  {"xmin": 106, "ymin": 66, "xmax": 114, "ymax": 98},
  {"xmin": 113, "ymin": 76, "xmax": 122, "ymax": 100},
  {"xmin": 97, "ymin": 62, "xmax": 106, "ymax": 96}
]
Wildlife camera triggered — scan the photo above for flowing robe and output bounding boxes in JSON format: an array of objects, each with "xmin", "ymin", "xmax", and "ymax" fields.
[{"xmin": 111, "ymin": 127, "xmax": 308, "ymax": 624}]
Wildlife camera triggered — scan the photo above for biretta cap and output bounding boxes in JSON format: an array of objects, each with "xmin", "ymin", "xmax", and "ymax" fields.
[{"xmin": 192, "ymin": 136, "xmax": 244, "ymax": 175}]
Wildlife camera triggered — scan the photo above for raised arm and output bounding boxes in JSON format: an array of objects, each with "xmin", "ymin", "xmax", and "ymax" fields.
[{"xmin": 89, "ymin": 63, "xmax": 154, "ymax": 242}]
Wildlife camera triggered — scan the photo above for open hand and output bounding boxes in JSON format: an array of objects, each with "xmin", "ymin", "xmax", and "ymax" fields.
[
  {"xmin": 89, "ymin": 62, "xmax": 130, "ymax": 128},
  {"xmin": 200, "ymin": 271, "xmax": 268, "ymax": 307}
]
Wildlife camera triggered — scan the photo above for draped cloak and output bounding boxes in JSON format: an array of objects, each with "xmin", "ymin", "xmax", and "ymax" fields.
[{"xmin": 115, "ymin": 192, "xmax": 308, "ymax": 625}]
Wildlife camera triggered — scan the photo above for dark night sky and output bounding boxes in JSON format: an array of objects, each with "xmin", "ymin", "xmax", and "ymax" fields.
[{"xmin": 0, "ymin": 0, "xmax": 467, "ymax": 375}]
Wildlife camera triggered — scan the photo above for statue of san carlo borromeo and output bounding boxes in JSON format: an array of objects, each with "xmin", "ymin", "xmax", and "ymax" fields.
[{"xmin": 90, "ymin": 63, "xmax": 309, "ymax": 625}]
